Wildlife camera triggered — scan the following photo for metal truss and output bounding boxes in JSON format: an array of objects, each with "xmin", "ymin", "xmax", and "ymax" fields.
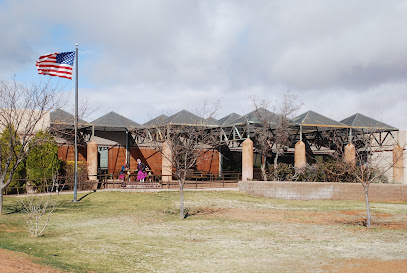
[{"xmin": 127, "ymin": 123, "xmax": 398, "ymax": 154}]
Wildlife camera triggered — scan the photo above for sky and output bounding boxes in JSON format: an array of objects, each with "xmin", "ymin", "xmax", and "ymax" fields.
[{"xmin": 1, "ymin": 0, "xmax": 406, "ymax": 128}]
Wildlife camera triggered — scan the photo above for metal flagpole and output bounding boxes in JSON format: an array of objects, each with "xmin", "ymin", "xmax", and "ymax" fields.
[{"xmin": 73, "ymin": 43, "xmax": 79, "ymax": 202}]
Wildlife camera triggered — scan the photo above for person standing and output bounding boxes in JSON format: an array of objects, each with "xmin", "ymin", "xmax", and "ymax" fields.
[
  {"xmin": 119, "ymin": 163, "xmax": 128, "ymax": 185},
  {"xmin": 136, "ymin": 159, "xmax": 147, "ymax": 182}
]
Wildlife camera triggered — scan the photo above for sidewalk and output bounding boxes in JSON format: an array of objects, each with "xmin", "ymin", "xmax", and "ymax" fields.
[{"xmin": 7, "ymin": 186, "xmax": 239, "ymax": 198}]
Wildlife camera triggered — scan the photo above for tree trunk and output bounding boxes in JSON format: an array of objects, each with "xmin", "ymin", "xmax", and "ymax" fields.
[
  {"xmin": 364, "ymin": 183, "xmax": 371, "ymax": 228},
  {"xmin": 261, "ymin": 155, "xmax": 267, "ymax": 181},
  {"xmin": 0, "ymin": 188, "xmax": 4, "ymax": 214},
  {"xmin": 274, "ymin": 151, "xmax": 280, "ymax": 181},
  {"xmin": 179, "ymin": 181, "xmax": 184, "ymax": 219}
]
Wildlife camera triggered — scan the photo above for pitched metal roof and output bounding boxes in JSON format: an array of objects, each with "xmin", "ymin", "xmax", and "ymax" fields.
[
  {"xmin": 217, "ymin": 113, "xmax": 241, "ymax": 126},
  {"xmin": 341, "ymin": 113, "xmax": 397, "ymax": 130},
  {"xmin": 143, "ymin": 114, "xmax": 168, "ymax": 127},
  {"xmin": 208, "ymin": 117, "xmax": 219, "ymax": 125},
  {"xmin": 163, "ymin": 109, "xmax": 218, "ymax": 126},
  {"xmin": 228, "ymin": 108, "xmax": 279, "ymax": 125},
  {"xmin": 292, "ymin": 110, "xmax": 347, "ymax": 128},
  {"xmin": 91, "ymin": 111, "xmax": 141, "ymax": 130},
  {"xmin": 50, "ymin": 108, "xmax": 87, "ymax": 125}
]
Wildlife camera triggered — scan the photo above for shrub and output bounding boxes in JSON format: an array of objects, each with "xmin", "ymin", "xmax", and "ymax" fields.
[
  {"xmin": 265, "ymin": 159, "xmax": 390, "ymax": 183},
  {"xmin": 26, "ymin": 131, "xmax": 60, "ymax": 187}
]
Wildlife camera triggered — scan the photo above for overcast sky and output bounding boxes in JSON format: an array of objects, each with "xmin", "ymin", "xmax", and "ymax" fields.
[{"xmin": 1, "ymin": 0, "xmax": 406, "ymax": 128}]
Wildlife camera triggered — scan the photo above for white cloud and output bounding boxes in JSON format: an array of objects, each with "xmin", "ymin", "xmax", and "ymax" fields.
[{"xmin": 1, "ymin": 0, "xmax": 406, "ymax": 129}]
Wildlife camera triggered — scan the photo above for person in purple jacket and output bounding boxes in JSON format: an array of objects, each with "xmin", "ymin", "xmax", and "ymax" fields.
[{"xmin": 136, "ymin": 159, "xmax": 147, "ymax": 182}]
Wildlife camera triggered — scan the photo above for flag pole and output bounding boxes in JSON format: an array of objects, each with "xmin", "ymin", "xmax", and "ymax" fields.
[{"xmin": 73, "ymin": 43, "xmax": 79, "ymax": 202}]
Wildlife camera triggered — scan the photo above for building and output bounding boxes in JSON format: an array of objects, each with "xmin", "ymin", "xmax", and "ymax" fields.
[{"xmin": 48, "ymin": 108, "xmax": 406, "ymax": 184}]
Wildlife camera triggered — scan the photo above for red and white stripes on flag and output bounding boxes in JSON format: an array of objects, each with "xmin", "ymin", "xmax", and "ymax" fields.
[{"xmin": 35, "ymin": 52, "xmax": 75, "ymax": 80}]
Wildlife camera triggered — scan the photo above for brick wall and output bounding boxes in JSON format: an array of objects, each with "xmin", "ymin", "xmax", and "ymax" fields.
[{"xmin": 239, "ymin": 181, "xmax": 407, "ymax": 202}]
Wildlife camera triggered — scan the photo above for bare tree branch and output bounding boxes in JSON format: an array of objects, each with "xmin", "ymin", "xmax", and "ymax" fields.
[
  {"xmin": 252, "ymin": 91, "xmax": 302, "ymax": 181},
  {"xmin": 0, "ymin": 78, "xmax": 63, "ymax": 213},
  {"xmin": 138, "ymin": 102, "xmax": 222, "ymax": 219}
]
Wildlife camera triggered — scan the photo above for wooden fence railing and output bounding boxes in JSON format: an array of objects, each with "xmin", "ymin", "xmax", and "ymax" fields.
[{"xmin": 4, "ymin": 171, "xmax": 242, "ymax": 195}]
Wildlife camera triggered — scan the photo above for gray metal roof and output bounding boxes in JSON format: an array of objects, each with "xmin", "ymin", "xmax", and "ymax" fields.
[
  {"xmin": 208, "ymin": 117, "xmax": 219, "ymax": 125},
  {"xmin": 143, "ymin": 114, "xmax": 168, "ymax": 127},
  {"xmin": 91, "ymin": 111, "xmax": 141, "ymax": 130},
  {"xmin": 228, "ymin": 108, "xmax": 279, "ymax": 126},
  {"xmin": 163, "ymin": 110, "xmax": 218, "ymax": 126},
  {"xmin": 50, "ymin": 108, "xmax": 87, "ymax": 125},
  {"xmin": 341, "ymin": 113, "xmax": 397, "ymax": 130},
  {"xmin": 293, "ymin": 110, "xmax": 347, "ymax": 128},
  {"xmin": 217, "ymin": 113, "xmax": 241, "ymax": 126}
]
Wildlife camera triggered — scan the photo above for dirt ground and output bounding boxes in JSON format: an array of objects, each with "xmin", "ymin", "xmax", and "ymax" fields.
[
  {"xmin": 208, "ymin": 208, "xmax": 407, "ymax": 272},
  {"xmin": 0, "ymin": 248, "xmax": 64, "ymax": 273},
  {"xmin": 205, "ymin": 207, "xmax": 407, "ymax": 229},
  {"xmin": 1, "ymin": 208, "xmax": 407, "ymax": 272},
  {"xmin": 321, "ymin": 259, "xmax": 407, "ymax": 273},
  {"xmin": 1, "ymin": 248, "xmax": 406, "ymax": 273}
]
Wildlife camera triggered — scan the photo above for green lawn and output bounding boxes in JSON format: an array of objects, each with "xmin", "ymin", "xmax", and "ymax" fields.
[{"xmin": 1, "ymin": 190, "xmax": 407, "ymax": 272}]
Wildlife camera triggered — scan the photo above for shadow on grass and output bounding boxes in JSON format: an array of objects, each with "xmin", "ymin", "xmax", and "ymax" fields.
[
  {"xmin": 3, "ymin": 190, "xmax": 96, "ymax": 215},
  {"xmin": 183, "ymin": 207, "xmax": 220, "ymax": 219},
  {"xmin": 77, "ymin": 190, "xmax": 96, "ymax": 202},
  {"xmin": 4, "ymin": 204, "xmax": 24, "ymax": 215}
]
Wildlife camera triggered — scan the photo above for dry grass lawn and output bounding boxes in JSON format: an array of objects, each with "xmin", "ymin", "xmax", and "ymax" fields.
[{"xmin": 1, "ymin": 190, "xmax": 407, "ymax": 272}]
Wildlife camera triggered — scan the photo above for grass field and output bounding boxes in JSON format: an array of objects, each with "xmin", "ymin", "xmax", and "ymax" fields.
[{"xmin": 1, "ymin": 189, "xmax": 407, "ymax": 272}]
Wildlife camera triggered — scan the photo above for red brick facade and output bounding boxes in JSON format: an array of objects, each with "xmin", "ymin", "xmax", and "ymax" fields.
[{"xmin": 58, "ymin": 145, "xmax": 219, "ymax": 177}]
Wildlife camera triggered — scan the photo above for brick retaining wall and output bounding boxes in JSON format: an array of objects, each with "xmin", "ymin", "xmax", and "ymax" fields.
[{"xmin": 239, "ymin": 181, "xmax": 407, "ymax": 202}]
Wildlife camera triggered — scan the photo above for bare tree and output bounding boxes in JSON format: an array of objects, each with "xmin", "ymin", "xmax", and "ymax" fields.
[
  {"xmin": 325, "ymin": 130, "xmax": 405, "ymax": 228},
  {"xmin": 347, "ymin": 132, "xmax": 405, "ymax": 228},
  {"xmin": 0, "ymin": 79, "xmax": 61, "ymax": 214},
  {"xmin": 20, "ymin": 172, "xmax": 60, "ymax": 237},
  {"xmin": 145, "ymin": 102, "xmax": 221, "ymax": 219},
  {"xmin": 250, "ymin": 103, "xmax": 275, "ymax": 181},
  {"xmin": 252, "ymin": 91, "xmax": 301, "ymax": 181}
]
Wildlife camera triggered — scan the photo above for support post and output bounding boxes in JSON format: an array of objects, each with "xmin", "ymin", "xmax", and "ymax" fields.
[
  {"xmin": 162, "ymin": 140, "xmax": 172, "ymax": 182},
  {"xmin": 242, "ymin": 138, "xmax": 253, "ymax": 181},
  {"xmin": 218, "ymin": 145, "xmax": 222, "ymax": 176},
  {"xmin": 87, "ymin": 140, "xmax": 98, "ymax": 183},
  {"xmin": 125, "ymin": 130, "xmax": 129, "ymax": 165},
  {"xmin": 393, "ymin": 144, "xmax": 404, "ymax": 183},
  {"xmin": 294, "ymin": 140, "xmax": 306, "ymax": 169},
  {"xmin": 344, "ymin": 143, "xmax": 356, "ymax": 165}
]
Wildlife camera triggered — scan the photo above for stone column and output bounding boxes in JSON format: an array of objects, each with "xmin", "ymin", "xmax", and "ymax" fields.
[
  {"xmin": 242, "ymin": 138, "xmax": 253, "ymax": 181},
  {"xmin": 162, "ymin": 140, "xmax": 172, "ymax": 182},
  {"xmin": 344, "ymin": 143, "xmax": 356, "ymax": 165},
  {"xmin": 294, "ymin": 140, "xmax": 306, "ymax": 169},
  {"xmin": 87, "ymin": 140, "xmax": 98, "ymax": 182},
  {"xmin": 393, "ymin": 144, "xmax": 404, "ymax": 183}
]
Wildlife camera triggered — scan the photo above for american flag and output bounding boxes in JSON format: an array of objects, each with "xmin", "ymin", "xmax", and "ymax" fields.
[{"xmin": 36, "ymin": 52, "xmax": 75, "ymax": 80}]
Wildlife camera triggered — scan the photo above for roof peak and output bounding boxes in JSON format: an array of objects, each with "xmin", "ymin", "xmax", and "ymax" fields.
[
  {"xmin": 341, "ymin": 113, "xmax": 397, "ymax": 130},
  {"xmin": 293, "ymin": 110, "xmax": 347, "ymax": 128},
  {"xmin": 91, "ymin": 111, "xmax": 141, "ymax": 128}
]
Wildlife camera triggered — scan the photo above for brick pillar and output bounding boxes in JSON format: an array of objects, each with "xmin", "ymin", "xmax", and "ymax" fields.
[
  {"xmin": 344, "ymin": 143, "xmax": 356, "ymax": 165},
  {"xmin": 242, "ymin": 138, "xmax": 253, "ymax": 181},
  {"xmin": 162, "ymin": 140, "xmax": 172, "ymax": 182},
  {"xmin": 393, "ymin": 145, "xmax": 404, "ymax": 183},
  {"xmin": 294, "ymin": 140, "xmax": 306, "ymax": 169},
  {"xmin": 87, "ymin": 140, "xmax": 98, "ymax": 181}
]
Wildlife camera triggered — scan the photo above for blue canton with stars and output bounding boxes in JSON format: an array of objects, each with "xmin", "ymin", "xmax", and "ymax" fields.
[{"xmin": 56, "ymin": 52, "xmax": 75, "ymax": 66}]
